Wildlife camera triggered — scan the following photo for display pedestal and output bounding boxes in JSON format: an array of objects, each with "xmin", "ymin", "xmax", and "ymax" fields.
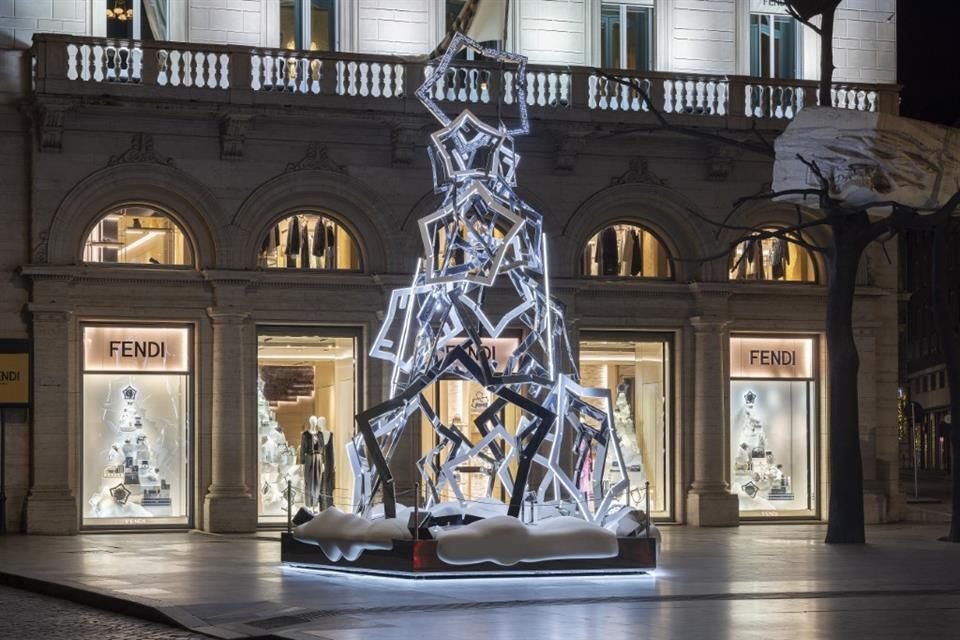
[
  {"xmin": 203, "ymin": 494, "xmax": 257, "ymax": 533},
  {"xmin": 26, "ymin": 491, "xmax": 78, "ymax": 534},
  {"xmin": 686, "ymin": 489, "xmax": 739, "ymax": 527},
  {"xmin": 280, "ymin": 533, "xmax": 656, "ymax": 578}
]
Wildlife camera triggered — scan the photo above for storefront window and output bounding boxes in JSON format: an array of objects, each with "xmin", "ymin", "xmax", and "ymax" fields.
[
  {"xmin": 256, "ymin": 330, "xmax": 359, "ymax": 522},
  {"xmin": 82, "ymin": 325, "xmax": 191, "ymax": 527},
  {"xmin": 729, "ymin": 229, "xmax": 817, "ymax": 282},
  {"xmin": 258, "ymin": 213, "xmax": 361, "ymax": 270},
  {"xmin": 581, "ymin": 223, "xmax": 672, "ymax": 278},
  {"xmin": 579, "ymin": 335, "xmax": 671, "ymax": 517},
  {"xmin": 83, "ymin": 206, "xmax": 193, "ymax": 266},
  {"xmin": 730, "ymin": 336, "xmax": 818, "ymax": 517}
]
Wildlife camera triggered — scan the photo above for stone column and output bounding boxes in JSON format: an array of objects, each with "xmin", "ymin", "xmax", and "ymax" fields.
[
  {"xmin": 25, "ymin": 308, "xmax": 78, "ymax": 534},
  {"xmin": 203, "ymin": 309, "xmax": 256, "ymax": 532},
  {"xmin": 686, "ymin": 317, "xmax": 739, "ymax": 526}
]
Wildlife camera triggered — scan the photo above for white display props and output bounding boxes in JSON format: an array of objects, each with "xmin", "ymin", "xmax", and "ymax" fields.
[
  {"xmin": 294, "ymin": 507, "xmax": 412, "ymax": 562},
  {"xmin": 773, "ymin": 107, "xmax": 960, "ymax": 210},
  {"xmin": 347, "ymin": 33, "xmax": 641, "ymax": 527},
  {"xmin": 433, "ymin": 515, "xmax": 618, "ymax": 566}
]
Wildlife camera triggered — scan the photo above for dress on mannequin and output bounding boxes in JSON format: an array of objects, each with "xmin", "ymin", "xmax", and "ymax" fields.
[
  {"xmin": 301, "ymin": 416, "xmax": 323, "ymax": 508},
  {"xmin": 318, "ymin": 418, "xmax": 335, "ymax": 510}
]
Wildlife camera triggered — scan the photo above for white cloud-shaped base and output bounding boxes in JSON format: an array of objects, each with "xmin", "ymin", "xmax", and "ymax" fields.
[
  {"xmin": 293, "ymin": 507, "xmax": 412, "ymax": 562},
  {"xmin": 434, "ymin": 515, "xmax": 618, "ymax": 566}
]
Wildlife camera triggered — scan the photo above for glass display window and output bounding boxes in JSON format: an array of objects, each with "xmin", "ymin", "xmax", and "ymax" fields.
[
  {"xmin": 258, "ymin": 213, "xmax": 361, "ymax": 271},
  {"xmin": 730, "ymin": 335, "xmax": 818, "ymax": 518},
  {"xmin": 729, "ymin": 229, "xmax": 818, "ymax": 282},
  {"xmin": 81, "ymin": 324, "xmax": 191, "ymax": 528},
  {"xmin": 578, "ymin": 334, "xmax": 672, "ymax": 518},
  {"xmin": 83, "ymin": 206, "xmax": 193, "ymax": 266},
  {"xmin": 581, "ymin": 223, "xmax": 672, "ymax": 279},
  {"xmin": 256, "ymin": 329, "xmax": 360, "ymax": 523}
]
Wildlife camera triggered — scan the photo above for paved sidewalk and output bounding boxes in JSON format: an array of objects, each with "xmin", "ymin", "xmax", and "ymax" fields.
[{"xmin": 1, "ymin": 524, "xmax": 959, "ymax": 639}]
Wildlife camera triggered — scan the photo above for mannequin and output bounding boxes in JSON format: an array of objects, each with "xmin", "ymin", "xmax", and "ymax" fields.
[
  {"xmin": 317, "ymin": 416, "xmax": 335, "ymax": 510},
  {"xmin": 301, "ymin": 416, "xmax": 323, "ymax": 508}
]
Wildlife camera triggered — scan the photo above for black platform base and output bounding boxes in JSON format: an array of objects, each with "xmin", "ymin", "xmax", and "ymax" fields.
[{"xmin": 280, "ymin": 533, "xmax": 657, "ymax": 579}]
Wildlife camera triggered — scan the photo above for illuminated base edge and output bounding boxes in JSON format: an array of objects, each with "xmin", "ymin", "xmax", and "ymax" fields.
[{"xmin": 280, "ymin": 533, "xmax": 656, "ymax": 579}]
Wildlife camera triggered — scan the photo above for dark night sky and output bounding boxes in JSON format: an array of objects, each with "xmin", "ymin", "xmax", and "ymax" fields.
[{"xmin": 896, "ymin": 1, "xmax": 960, "ymax": 125}]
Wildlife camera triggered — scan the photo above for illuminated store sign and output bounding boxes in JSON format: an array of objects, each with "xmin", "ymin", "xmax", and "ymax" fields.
[
  {"xmin": 84, "ymin": 326, "xmax": 189, "ymax": 372},
  {"xmin": 730, "ymin": 337, "xmax": 813, "ymax": 379},
  {"xmin": 443, "ymin": 337, "xmax": 519, "ymax": 372}
]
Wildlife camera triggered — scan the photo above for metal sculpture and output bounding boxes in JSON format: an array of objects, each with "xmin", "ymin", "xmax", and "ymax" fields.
[{"xmin": 348, "ymin": 34, "xmax": 643, "ymax": 525}]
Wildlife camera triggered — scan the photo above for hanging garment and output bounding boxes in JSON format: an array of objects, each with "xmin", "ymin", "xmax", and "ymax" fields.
[
  {"xmin": 582, "ymin": 241, "xmax": 594, "ymax": 275},
  {"xmin": 599, "ymin": 227, "xmax": 619, "ymax": 276},
  {"xmin": 300, "ymin": 430, "xmax": 323, "ymax": 508},
  {"xmin": 320, "ymin": 432, "xmax": 335, "ymax": 510},
  {"xmin": 619, "ymin": 229, "xmax": 633, "ymax": 276},
  {"xmin": 312, "ymin": 218, "xmax": 327, "ymax": 256},
  {"xmin": 285, "ymin": 216, "xmax": 301, "ymax": 267},
  {"xmin": 326, "ymin": 225, "xmax": 337, "ymax": 269},
  {"xmin": 733, "ymin": 240, "xmax": 750, "ymax": 279},
  {"xmin": 630, "ymin": 230, "xmax": 643, "ymax": 276},
  {"xmin": 752, "ymin": 239, "xmax": 765, "ymax": 280},
  {"xmin": 451, "ymin": 221, "xmax": 464, "ymax": 265},
  {"xmin": 300, "ymin": 222, "xmax": 311, "ymax": 269},
  {"xmin": 771, "ymin": 237, "xmax": 791, "ymax": 279}
]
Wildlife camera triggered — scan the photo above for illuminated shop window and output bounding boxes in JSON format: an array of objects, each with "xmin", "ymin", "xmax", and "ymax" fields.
[
  {"xmin": 581, "ymin": 223, "xmax": 672, "ymax": 278},
  {"xmin": 579, "ymin": 335, "xmax": 671, "ymax": 517},
  {"xmin": 601, "ymin": 2, "xmax": 655, "ymax": 71},
  {"xmin": 280, "ymin": 0, "xmax": 336, "ymax": 51},
  {"xmin": 258, "ymin": 213, "xmax": 361, "ymax": 270},
  {"xmin": 105, "ymin": 0, "xmax": 169, "ymax": 40},
  {"xmin": 256, "ymin": 330, "xmax": 359, "ymax": 522},
  {"xmin": 83, "ymin": 206, "xmax": 193, "ymax": 266},
  {"xmin": 729, "ymin": 229, "xmax": 818, "ymax": 282}
]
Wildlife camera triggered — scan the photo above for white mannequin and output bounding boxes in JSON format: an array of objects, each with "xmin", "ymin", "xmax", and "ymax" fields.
[
  {"xmin": 308, "ymin": 415, "xmax": 319, "ymax": 433},
  {"xmin": 316, "ymin": 416, "xmax": 331, "ymax": 444}
]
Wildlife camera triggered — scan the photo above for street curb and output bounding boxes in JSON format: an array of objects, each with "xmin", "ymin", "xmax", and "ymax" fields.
[{"xmin": 0, "ymin": 569, "xmax": 283, "ymax": 639}]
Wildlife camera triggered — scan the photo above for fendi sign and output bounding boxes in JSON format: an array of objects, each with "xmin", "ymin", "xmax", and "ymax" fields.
[
  {"xmin": 750, "ymin": 0, "xmax": 790, "ymax": 14},
  {"xmin": 730, "ymin": 337, "xmax": 813, "ymax": 379},
  {"xmin": 443, "ymin": 337, "xmax": 520, "ymax": 372},
  {"xmin": 84, "ymin": 326, "xmax": 189, "ymax": 373},
  {"xmin": 0, "ymin": 339, "xmax": 30, "ymax": 407}
]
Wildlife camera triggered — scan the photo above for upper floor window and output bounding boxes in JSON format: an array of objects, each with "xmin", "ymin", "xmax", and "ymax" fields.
[
  {"xmin": 729, "ymin": 230, "xmax": 817, "ymax": 282},
  {"xmin": 750, "ymin": 12, "xmax": 800, "ymax": 79},
  {"xmin": 600, "ymin": 2, "xmax": 654, "ymax": 71},
  {"xmin": 581, "ymin": 223, "xmax": 672, "ymax": 279},
  {"xmin": 105, "ymin": 0, "xmax": 169, "ymax": 41},
  {"xmin": 280, "ymin": 0, "xmax": 337, "ymax": 51},
  {"xmin": 83, "ymin": 205, "xmax": 193, "ymax": 266},
  {"xmin": 259, "ymin": 213, "xmax": 361, "ymax": 270}
]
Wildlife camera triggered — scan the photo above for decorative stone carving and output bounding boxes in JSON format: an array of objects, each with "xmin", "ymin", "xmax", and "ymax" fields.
[
  {"xmin": 611, "ymin": 156, "xmax": 666, "ymax": 187},
  {"xmin": 31, "ymin": 105, "xmax": 67, "ymax": 153},
  {"xmin": 390, "ymin": 122, "xmax": 423, "ymax": 165},
  {"xmin": 706, "ymin": 143, "xmax": 736, "ymax": 182},
  {"xmin": 108, "ymin": 133, "xmax": 175, "ymax": 167},
  {"xmin": 285, "ymin": 143, "xmax": 347, "ymax": 174},
  {"xmin": 774, "ymin": 107, "xmax": 960, "ymax": 210},
  {"xmin": 219, "ymin": 114, "xmax": 255, "ymax": 161},
  {"xmin": 553, "ymin": 131, "xmax": 587, "ymax": 172}
]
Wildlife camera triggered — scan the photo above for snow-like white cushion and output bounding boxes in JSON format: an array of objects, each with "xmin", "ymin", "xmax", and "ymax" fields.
[
  {"xmin": 433, "ymin": 515, "xmax": 618, "ymax": 566},
  {"xmin": 293, "ymin": 507, "xmax": 412, "ymax": 562}
]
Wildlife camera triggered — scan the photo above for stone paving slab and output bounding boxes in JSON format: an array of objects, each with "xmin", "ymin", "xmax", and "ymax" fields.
[{"xmin": 0, "ymin": 524, "xmax": 959, "ymax": 639}]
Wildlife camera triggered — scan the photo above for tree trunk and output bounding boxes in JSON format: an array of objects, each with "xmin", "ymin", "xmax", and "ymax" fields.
[
  {"xmin": 932, "ymin": 221, "xmax": 960, "ymax": 542},
  {"xmin": 824, "ymin": 220, "xmax": 866, "ymax": 543},
  {"xmin": 818, "ymin": 6, "xmax": 836, "ymax": 107}
]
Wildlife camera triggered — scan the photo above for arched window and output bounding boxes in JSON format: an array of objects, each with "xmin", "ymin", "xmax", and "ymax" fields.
[
  {"xmin": 729, "ymin": 229, "xmax": 818, "ymax": 282},
  {"xmin": 259, "ymin": 212, "xmax": 361, "ymax": 270},
  {"xmin": 83, "ymin": 205, "xmax": 193, "ymax": 266},
  {"xmin": 581, "ymin": 223, "xmax": 672, "ymax": 278}
]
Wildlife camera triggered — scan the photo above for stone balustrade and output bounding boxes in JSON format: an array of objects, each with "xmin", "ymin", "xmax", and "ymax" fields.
[{"xmin": 31, "ymin": 34, "xmax": 900, "ymax": 126}]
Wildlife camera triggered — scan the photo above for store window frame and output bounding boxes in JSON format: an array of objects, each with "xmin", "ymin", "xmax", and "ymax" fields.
[
  {"xmin": 577, "ymin": 329, "xmax": 676, "ymax": 521},
  {"xmin": 280, "ymin": 0, "xmax": 338, "ymax": 51},
  {"xmin": 99, "ymin": 0, "xmax": 171, "ymax": 41},
  {"xmin": 255, "ymin": 324, "xmax": 364, "ymax": 527},
  {"xmin": 600, "ymin": 1, "xmax": 656, "ymax": 72},
  {"xmin": 256, "ymin": 210, "xmax": 365, "ymax": 272},
  {"xmin": 580, "ymin": 220, "xmax": 675, "ymax": 280},
  {"xmin": 729, "ymin": 332, "xmax": 820, "ymax": 521},
  {"xmin": 749, "ymin": 9, "xmax": 802, "ymax": 80},
  {"xmin": 80, "ymin": 203, "xmax": 197, "ymax": 269},
  {"xmin": 79, "ymin": 320, "xmax": 195, "ymax": 531}
]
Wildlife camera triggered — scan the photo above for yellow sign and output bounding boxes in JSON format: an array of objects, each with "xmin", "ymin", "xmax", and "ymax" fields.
[
  {"xmin": 0, "ymin": 352, "xmax": 29, "ymax": 406},
  {"xmin": 730, "ymin": 337, "xmax": 814, "ymax": 379}
]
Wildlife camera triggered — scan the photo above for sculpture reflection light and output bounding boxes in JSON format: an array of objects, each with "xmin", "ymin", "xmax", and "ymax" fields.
[{"xmin": 348, "ymin": 34, "xmax": 643, "ymax": 526}]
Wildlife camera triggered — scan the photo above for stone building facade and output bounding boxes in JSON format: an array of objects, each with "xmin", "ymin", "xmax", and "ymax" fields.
[{"xmin": 0, "ymin": 0, "xmax": 903, "ymax": 534}]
